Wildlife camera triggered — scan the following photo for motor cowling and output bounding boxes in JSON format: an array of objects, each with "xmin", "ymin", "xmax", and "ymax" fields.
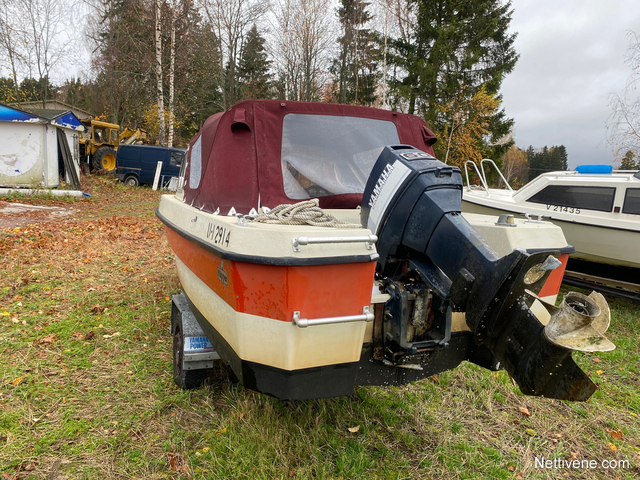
[{"xmin": 361, "ymin": 145, "xmax": 614, "ymax": 401}]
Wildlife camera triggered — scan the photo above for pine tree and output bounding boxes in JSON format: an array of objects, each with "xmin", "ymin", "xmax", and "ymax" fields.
[
  {"xmin": 387, "ymin": 0, "xmax": 518, "ymax": 158},
  {"xmin": 18, "ymin": 78, "xmax": 52, "ymax": 103},
  {"xmin": 238, "ymin": 25, "xmax": 272, "ymax": 100},
  {"xmin": 0, "ymin": 77, "xmax": 19, "ymax": 103},
  {"xmin": 331, "ymin": 0, "xmax": 377, "ymax": 106},
  {"xmin": 527, "ymin": 145, "xmax": 568, "ymax": 179},
  {"xmin": 620, "ymin": 150, "xmax": 637, "ymax": 169},
  {"xmin": 556, "ymin": 145, "xmax": 568, "ymax": 171}
]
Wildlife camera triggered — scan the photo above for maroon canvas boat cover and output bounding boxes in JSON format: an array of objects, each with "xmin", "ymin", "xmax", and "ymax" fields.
[{"xmin": 182, "ymin": 100, "xmax": 438, "ymax": 214}]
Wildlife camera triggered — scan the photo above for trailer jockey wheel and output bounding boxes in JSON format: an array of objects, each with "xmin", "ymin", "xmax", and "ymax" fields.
[{"xmin": 172, "ymin": 325, "xmax": 207, "ymax": 389}]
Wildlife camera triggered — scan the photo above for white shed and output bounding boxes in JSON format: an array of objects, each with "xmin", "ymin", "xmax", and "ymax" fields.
[{"xmin": 0, "ymin": 103, "xmax": 83, "ymax": 189}]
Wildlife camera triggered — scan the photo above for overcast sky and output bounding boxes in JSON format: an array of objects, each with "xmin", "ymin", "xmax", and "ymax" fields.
[{"xmin": 502, "ymin": 0, "xmax": 640, "ymax": 167}]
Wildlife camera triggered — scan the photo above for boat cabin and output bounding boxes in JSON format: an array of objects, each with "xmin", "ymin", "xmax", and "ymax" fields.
[{"xmin": 178, "ymin": 100, "xmax": 438, "ymax": 213}]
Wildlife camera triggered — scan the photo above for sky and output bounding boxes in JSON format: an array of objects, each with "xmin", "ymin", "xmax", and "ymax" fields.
[{"xmin": 501, "ymin": 0, "xmax": 640, "ymax": 168}]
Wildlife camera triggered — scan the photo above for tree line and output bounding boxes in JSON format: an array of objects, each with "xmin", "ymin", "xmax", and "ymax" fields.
[
  {"xmin": 0, "ymin": 0, "xmax": 521, "ymax": 163},
  {"xmin": 497, "ymin": 144, "xmax": 568, "ymax": 188}
]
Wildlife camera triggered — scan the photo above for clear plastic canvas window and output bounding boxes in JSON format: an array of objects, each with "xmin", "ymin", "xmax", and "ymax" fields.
[
  {"xmin": 189, "ymin": 136, "xmax": 202, "ymax": 189},
  {"xmin": 281, "ymin": 114, "xmax": 400, "ymax": 199}
]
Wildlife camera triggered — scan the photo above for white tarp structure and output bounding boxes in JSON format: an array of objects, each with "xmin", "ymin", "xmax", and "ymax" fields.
[{"xmin": 0, "ymin": 103, "xmax": 83, "ymax": 189}]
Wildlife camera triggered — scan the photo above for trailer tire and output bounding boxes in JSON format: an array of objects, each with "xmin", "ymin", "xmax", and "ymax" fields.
[
  {"xmin": 124, "ymin": 174, "xmax": 139, "ymax": 187},
  {"xmin": 173, "ymin": 324, "xmax": 207, "ymax": 389},
  {"xmin": 92, "ymin": 147, "xmax": 117, "ymax": 172}
]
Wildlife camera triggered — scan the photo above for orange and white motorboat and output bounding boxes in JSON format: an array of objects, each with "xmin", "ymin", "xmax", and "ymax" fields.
[{"xmin": 157, "ymin": 100, "xmax": 615, "ymax": 401}]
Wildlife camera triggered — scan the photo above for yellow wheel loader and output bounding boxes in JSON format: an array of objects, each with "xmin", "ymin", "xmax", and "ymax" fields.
[{"xmin": 79, "ymin": 119, "xmax": 120, "ymax": 172}]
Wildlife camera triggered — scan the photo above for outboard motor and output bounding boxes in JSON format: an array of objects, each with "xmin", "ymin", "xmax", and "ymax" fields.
[{"xmin": 361, "ymin": 145, "xmax": 614, "ymax": 401}]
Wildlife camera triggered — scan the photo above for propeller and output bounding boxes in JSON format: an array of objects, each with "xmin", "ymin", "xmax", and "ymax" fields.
[{"xmin": 527, "ymin": 291, "xmax": 615, "ymax": 353}]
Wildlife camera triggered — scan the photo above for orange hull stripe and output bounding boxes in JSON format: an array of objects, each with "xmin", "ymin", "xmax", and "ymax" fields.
[
  {"xmin": 538, "ymin": 253, "xmax": 569, "ymax": 299},
  {"xmin": 165, "ymin": 227, "xmax": 376, "ymax": 322}
]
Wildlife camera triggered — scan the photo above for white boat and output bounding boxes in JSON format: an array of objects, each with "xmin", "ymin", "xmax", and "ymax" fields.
[
  {"xmin": 157, "ymin": 101, "xmax": 614, "ymax": 402},
  {"xmin": 461, "ymin": 160, "xmax": 640, "ymax": 270}
]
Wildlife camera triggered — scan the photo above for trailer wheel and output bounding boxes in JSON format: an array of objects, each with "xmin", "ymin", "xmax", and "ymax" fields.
[
  {"xmin": 92, "ymin": 147, "xmax": 117, "ymax": 171},
  {"xmin": 124, "ymin": 175, "xmax": 139, "ymax": 187},
  {"xmin": 173, "ymin": 324, "xmax": 207, "ymax": 389}
]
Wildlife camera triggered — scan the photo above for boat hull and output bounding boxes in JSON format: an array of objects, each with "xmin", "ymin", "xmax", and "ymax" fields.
[
  {"xmin": 159, "ymin": 194, "xmax": 577, "ymax": 400},
  {"xmin": 159, "ymin": 192, "xmax": 380, "ymax": 399}
]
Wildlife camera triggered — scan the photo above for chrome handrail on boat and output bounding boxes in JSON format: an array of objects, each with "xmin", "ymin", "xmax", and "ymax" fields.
[
  {"xmin": 481, "ymin": 158, "xmax": 513, "ymax": 191},
  {"xmin": 292, "ymin": 306, "xmax": 375, "ymax": 328},
  {"xmin": 464, "ymin": 160, "xmax": 490, "ymax": 194},
  {"xmin": 292, "ymin": 235, "xmax": 377, "ymax": 252}
]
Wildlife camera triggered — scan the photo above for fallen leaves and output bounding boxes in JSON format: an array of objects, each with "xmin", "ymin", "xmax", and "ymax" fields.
[
  {"xmin": 607, "ymin": 428, "xmax": 623, "ymax": 440},
  {"xmin": 168, "ymin": 452, "xmax": 187, "ymax": 473},
  {"xmin": 519, "ymin": 406, "xmax": 531, "ymax": 417},
  {"xmin": 33, "ymin": 333, "xmax": 57, "ymax": 345},
  {"xmin": 347, "ymin": 426, "xmax": 360, "ymax": 433},
  {"xmin": 91, "ymin": 304, "xmax": 105, "ymax": 314}
]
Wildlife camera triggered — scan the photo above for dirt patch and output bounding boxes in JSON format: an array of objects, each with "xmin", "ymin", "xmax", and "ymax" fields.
[{"xmin": 0, "ymin": 201, "xmax": 76, "ymax": 228}]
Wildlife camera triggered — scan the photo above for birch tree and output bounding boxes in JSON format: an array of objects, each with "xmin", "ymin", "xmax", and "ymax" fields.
[
  {"xmin": 371, "ymin": 0, "xmax": 415, "ymax": 111},
  {"xmin": 168, "ymin": 0, "xmax": 176, "ymax": 147},
  {"xmin": 501, "ymin": 145, "xmax": 528, "ymax": 187},
  {"xmin": 155, "ymin": 0, "xmax": 166, "ymax": 145},
  {"xmin": 436, "ymin": 85, "xmax": 500, "ymax": 168},
  {"xmin": 607, "ymin": 31, "xmax": 640, "ymax": 161}
]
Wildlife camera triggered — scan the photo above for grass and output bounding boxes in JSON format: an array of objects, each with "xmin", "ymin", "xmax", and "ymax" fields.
[{"xmin": 1, "ymin": 176, "xmax": 639, "ymax": 479}]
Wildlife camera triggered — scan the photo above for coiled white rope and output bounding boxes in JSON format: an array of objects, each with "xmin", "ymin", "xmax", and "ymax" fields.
[{"xmin": 251, "ymin": 199, "xmax": 361, "ymax": 228}]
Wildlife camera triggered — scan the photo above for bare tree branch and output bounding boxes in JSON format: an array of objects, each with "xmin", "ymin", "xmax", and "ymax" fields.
[{"xmin": 606, "ymin": 30, "xmax": 640, "ymax": 161}]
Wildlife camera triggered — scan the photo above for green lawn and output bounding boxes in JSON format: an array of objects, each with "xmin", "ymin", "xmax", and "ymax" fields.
[{"xmin": 1, "ymin": 177, "xmax": 638, "ymax": 479}]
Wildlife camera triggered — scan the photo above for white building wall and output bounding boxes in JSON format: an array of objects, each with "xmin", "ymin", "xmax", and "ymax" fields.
[
  {"xmin": 44, "ymin": 125, "xmax": 59, "ymax": 188},
  {"xmin": 0, "ymin": 122, "xmax": 46, "ymax": 187}
]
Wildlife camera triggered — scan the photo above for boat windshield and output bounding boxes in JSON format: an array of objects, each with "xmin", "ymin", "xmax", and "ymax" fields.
[
  {"xmin": 527, "ymin": 185, "xmax": 615, "ymax": 213},
  {"xmin": 281, "ymin": 114, "xmax": 400, "ymax": 199},
  {"xmin": 623, "ymin": 188, "xmax": 640, "ymax": 215}
]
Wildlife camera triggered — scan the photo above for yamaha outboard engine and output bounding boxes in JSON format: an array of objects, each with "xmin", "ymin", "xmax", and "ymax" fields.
[{"xmin": 361, "ymin": 145, "xmax": 614, "ymax": 401}]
